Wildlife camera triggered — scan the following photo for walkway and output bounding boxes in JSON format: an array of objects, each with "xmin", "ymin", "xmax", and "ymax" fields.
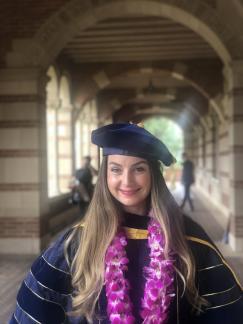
[
  {"xmin": 172, "ymin": 184, "xmax": 243, "ymax": 284},
  {"xmin": 0, "ymin": 255, "xmax": 35, "ymax": 323},
  {"xmin": 0, "ymin": 186, "xmax": 242, "ymax": 323}
]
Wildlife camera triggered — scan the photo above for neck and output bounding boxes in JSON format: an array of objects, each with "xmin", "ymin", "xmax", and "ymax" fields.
[{"xmin": 123, "ymin": 205, "xmax": 148, "ymax": 216}]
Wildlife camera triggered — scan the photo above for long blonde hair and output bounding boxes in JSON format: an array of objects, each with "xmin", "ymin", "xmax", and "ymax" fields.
[{"xmin": 65, "ymin": 157, "xmax": 204, "ymax": 321}]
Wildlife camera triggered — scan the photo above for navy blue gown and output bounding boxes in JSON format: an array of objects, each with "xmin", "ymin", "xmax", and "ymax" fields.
[{"xmin": 9, "ymin": 214, "xmax": 243, "ymax": 323}]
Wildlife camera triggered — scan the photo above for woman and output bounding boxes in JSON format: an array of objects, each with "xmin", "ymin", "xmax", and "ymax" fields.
[{"xmin": 10, "ymin": 123, "xmax": 243, "ymax": 323}]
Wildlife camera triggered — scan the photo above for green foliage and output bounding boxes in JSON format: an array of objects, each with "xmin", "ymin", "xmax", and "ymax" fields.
[{"xmin": 144, "ymin": 117, "xmax": 183, "ymax": 163}]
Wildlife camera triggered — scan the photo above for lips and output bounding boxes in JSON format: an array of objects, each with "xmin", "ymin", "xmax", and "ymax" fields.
[{"xmin": 119, "ymin": 189, "xmax": 140, "ymax": 196}]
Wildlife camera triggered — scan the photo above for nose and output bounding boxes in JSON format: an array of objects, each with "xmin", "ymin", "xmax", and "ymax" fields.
[{"xmin": 122, "ymin": 169, "xmax": 133, "ymax": 186}]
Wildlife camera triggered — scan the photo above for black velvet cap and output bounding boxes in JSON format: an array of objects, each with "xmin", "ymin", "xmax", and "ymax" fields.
[{"xmin": 91, "ymin": 123, "xmax": 175, "ymax": 166}]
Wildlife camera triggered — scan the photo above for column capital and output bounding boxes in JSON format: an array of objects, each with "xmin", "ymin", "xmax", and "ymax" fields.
[{"xmin": 47, "ymin": 98, "xmax": 61, "ymax": 110}]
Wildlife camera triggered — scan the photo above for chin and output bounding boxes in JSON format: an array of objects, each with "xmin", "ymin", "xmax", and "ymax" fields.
[
  {"xmin": 120, "ymin": 199, "xmax": 141, "ymax": 207},
  {"xmin": 120, "ymin": 200, "xmax": 146, "ymax": 212}
]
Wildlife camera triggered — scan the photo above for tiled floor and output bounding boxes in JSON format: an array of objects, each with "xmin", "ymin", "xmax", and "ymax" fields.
[
  {"xmin": 0, "ymin": 255, "xmax": 35, "ymax": 323},
  {"xmin": 0, "ymin": 186, "xmax": 242, "ymax": 323}
]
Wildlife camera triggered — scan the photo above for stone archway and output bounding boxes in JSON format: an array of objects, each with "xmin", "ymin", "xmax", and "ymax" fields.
[
  {"xmin": 7, "ymin": 0, "xmax": 242, "ymax": 68},
  {"xmin": 76, "ymin": 65, "xmax": 223, "ymax": 130},
  {"xmin": 2, "ymin": 0, "xmax": 243, "ymax": 253}
]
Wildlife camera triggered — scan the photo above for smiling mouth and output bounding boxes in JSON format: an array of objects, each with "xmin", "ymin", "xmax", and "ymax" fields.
[{"xmin": 119, "ymin": 189, "xmax": 140, "ymax": 196}]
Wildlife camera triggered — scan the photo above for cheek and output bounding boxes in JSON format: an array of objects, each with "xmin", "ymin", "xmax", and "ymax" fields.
[
  {"xmin": 107, "ymin": 173, "xmax": 117, "ymax": 191},
  {"xmin": 143, "ymin": 174, "xmax": 152, "ymax": 192}
]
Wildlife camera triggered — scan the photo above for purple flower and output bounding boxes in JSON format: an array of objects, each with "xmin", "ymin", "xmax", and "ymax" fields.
[{"xmin": 105, "ymin": 220, "xmax": 175, "ymax": 323}]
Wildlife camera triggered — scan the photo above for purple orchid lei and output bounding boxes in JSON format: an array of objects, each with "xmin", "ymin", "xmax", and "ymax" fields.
[{"xmin": 104, "ymin": 218, "xmax": 175, "ymax": 324}]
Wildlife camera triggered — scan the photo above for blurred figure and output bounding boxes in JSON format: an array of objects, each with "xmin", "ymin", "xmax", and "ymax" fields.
[
  {"xmin": 180, "ymin": 152, "xmax": 194, "ymax": 211},
  {"xmin": 72, "ymin": 156, "xmax": 97, "ymax": 214}
]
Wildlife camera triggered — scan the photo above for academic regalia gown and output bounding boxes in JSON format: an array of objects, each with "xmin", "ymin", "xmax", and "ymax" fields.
[{"xmin": 9, "ymin": 214, "xmax": 243, "ymax": 324}]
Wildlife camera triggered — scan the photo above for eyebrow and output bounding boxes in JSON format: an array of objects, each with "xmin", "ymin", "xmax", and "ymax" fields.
[{"xmin": 108, "ymin": 161, "xmax": 148, "ymax": 167}]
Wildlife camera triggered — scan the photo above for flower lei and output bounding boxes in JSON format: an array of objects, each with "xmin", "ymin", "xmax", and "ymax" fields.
[{"xmin": 104, "ymin": 218, "xmax": 175, "ymax": 323}]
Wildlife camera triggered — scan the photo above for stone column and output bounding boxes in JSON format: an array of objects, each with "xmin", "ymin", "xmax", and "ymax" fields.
[
  {"xmin": 192, "ymin": 125, "xmax": 205, "ymax": 189},
  {"xmin": 225, "ymin": 60, "xmax": 243, "ymax": 251},
  {"xmin": 0, "ymin": 67, "xmax": 49, "ymax": 254},
  {"xmin": 90, "ymin": 100, "xmax": 99, "ymax": 169},
  {"xmin": 184, "ymin": 129, "xmax": 193, "ymax": 157},
  {"xmin": 57, "ymin": 105, "xmax": 72, "ymax": 193},
  {"xmin": 46, "ymin": 98, "xmax": 59, "ymax": 197}
]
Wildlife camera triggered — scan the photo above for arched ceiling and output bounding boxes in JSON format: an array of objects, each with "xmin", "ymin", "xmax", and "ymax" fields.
[
  {"xmin": 96, "ymin": 72, "xmax": 208, "ymax": 129},
  {"xmin": 57, "ymin": 15, "xmax": 223, "ymax": 128},
  {"xmin": 70, "ymin": 59, "xmax": 222, "ymax": 129},
  {"xmin": 61, "ymin": 16, "xmax": 217, "ymax": 63},
  {"xmin": 3, "ymin": 0, "xmax": 235, "ymax": 129}
]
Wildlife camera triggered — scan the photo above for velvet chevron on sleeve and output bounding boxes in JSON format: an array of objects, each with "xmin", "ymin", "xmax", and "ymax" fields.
[
  {"xmin": 183, "ymin": 215, "xmax": 243, "ymax": 324},
  {"xmin": 9, "ymin": 230, "xmax": 85, "ymax": 324}
]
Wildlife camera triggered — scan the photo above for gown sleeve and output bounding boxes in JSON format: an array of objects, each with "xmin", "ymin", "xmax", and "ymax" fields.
[
  {"xmin": 8, "ymin": 229, "xmax": 86, "ymax": 324},
  {"xmin": 184, "ymin": 215, "xmax": 243, "ymax": 324}
]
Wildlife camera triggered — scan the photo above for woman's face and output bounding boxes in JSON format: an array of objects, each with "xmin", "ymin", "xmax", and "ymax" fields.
[{"xmin": 107, "ymin": 155, "xmax": 151, "ymax": 215}]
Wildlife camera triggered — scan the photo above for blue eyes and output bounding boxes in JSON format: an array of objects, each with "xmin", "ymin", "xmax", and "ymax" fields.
[
  {"xmin": 136, "ymin": 167, "xmax": 145, "ymax": 172},
  {"xmin": 111, "ymin": 168, "xmax": 121, "ymax": 173},
  {"xmin": 110, "ymin": 167, "xmax": 146, "ymax": 173}
]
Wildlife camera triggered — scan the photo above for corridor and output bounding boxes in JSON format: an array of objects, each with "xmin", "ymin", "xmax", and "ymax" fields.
[{"xmin": 1, "ymin": 0, "xmax": 243, "ymax": 322}]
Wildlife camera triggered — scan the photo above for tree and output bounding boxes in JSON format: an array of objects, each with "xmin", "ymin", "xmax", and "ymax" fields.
[{"xmin": 144, "ymin": 117, "xmax": 183, "ymax": 162}]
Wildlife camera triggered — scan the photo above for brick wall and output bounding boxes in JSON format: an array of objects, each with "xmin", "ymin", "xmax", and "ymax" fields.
[{"xmin": 0, "ymin": 217, "xmax": 39, "ymax": 238}]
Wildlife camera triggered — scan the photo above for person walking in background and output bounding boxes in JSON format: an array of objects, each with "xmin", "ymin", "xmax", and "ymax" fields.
[
  {"xmin": 180, "ymin": 152, "xmax": 195, "ymax": 211},
  {"xmin": 73, "ymin": 155, "xmax": 97, "ymax": 214}
]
